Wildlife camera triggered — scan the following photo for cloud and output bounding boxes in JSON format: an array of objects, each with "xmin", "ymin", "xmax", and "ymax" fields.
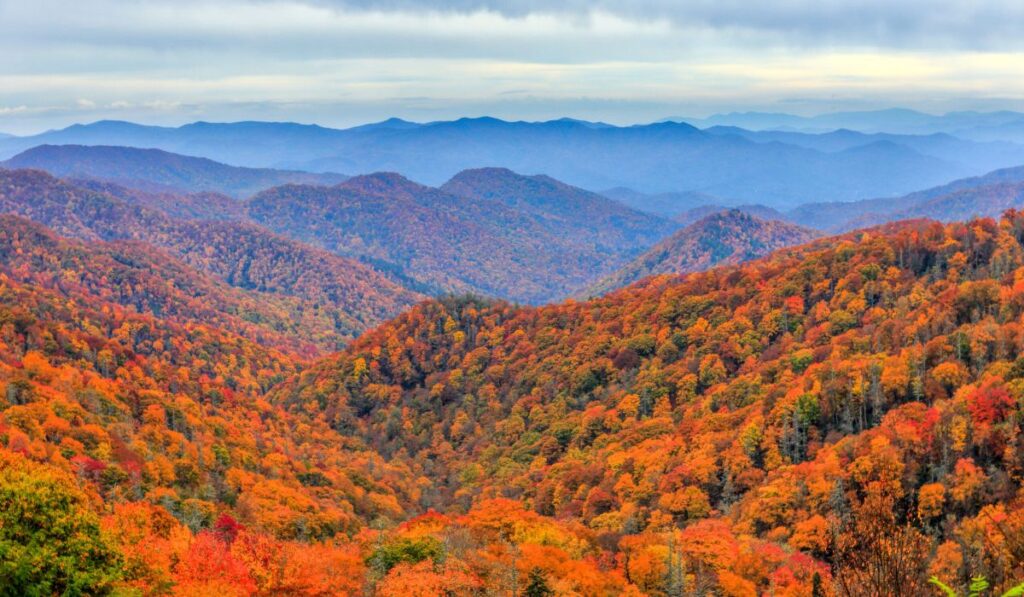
[
  {"xmin": 0, "ymin": 0, "xmax": 1023, "ymax": 134},
  {"xmin": 301, "ymin": 0, "xmax": 1024, "ymax": 50}
]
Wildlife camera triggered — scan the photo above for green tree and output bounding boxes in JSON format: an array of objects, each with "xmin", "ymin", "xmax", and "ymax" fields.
[
  {"xmin": 929, "ymin": 576, "xmax": 1024, "ymax": 597},
  {"xmin": 367, "ymin": 536, "xmax": 444, "ymax": 577},
  {"xmin": 0, "ymin": 452, "xmax": 122, "ymax": 596}
]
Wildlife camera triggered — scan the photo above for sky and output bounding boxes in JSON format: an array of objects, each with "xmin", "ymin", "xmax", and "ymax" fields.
[{"xmin": 2, "ymin": 0, "xmax": 1024, "ymax": 134}]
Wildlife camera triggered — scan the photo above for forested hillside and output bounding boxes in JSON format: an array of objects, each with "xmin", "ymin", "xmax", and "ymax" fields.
[
  {"xmin": 273, "ymin": 212, "xmax": 1024, "ymax": 594},
  {"xmin": 441, "ymin": 167, "xmax": 671, "ymax": 250},
  {"xmin": 0, "ymin": 215, "xmax": 422, "ymax": 594},
  {"xmin": 248, "ymin": 171, "xmax": 675, "ymax": 303},
  {"xmin": 0, "ymin": 212, "xmax": 639, "ymax": 595},
  {"xmin": 8, "ymin": 168, "xmax": 1024, "ymax": 594},
  {"xmin": 786, "ymin": 164, "xmax": 1024, "ymax": 231},
  {"xmin": 587, "ymin": 210, "xmax": 818, "ymax": 295},
  {"xmin": 0, "ymin": 169, "xmax": 421, "ymax": 349}
]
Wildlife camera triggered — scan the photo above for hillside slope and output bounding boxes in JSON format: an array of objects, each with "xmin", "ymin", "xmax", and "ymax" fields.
[
  {"xmin": 0, "ymin": 213, "xmax": 431, "ymax": 594},
  {"xmin": 0, "ymin": 169, "xmax": 421, "ymax": 349},
  {"xmin": 71, "ymin": 178, "xmax": 248, "ymax": 221},
  {"xmin": 440, "ymin": 167, "xmax": 672, "ymax": 250},
  {"xmin": 586, "ymin": 209, "xmax": 818, "ymax": 296},
  {"xmin": 0, "ymin": 215, "xmax": 353, "ymax": 356},
  {"xmin": 0, "ymin": 215, "xmax": 654, "ymax": 595},
  {"xmin": 842, "ymin": 181, "xmax": 1024, "ymax": 230},
  {"xmin": 248, "ymin": 171, "xmax": 675, "ymax": 303},
  {"xmin": 787, "ymin": 163, "xmax": 1024, "ymax": 231},
  {"xmin": 275, "ymin": 213, "xmax": 1024, "ymax": 593}
]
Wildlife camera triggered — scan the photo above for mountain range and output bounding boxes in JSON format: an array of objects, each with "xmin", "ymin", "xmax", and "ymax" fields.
[
  {"xmin": 11, "ymin": 140, "xmax": 1024, "ymax": 297},
  {"xmin": 6, "ymin": 117, "xmax": 1024, "ymax": 208},
  {"xmin": 675, "ymin": 108, "xmax": 1024, "ymax": 141},
  {"xmin": 12, "ymin": 141, "xmax": 1024, "ymax": 301},
  {"xmin": 1, "ymin": 145, "xmax": 681, "ymax": 303},
  {"xmin": 0, "ymin": 168, "xmax": 421, "ymax": 350},
  {"xmin": 784, "ymin": 164, "xmax": 1024, "ymax": 231},
  {"xmin": 701, "ymin": 126, "xmax": 1024, "ymax": 175},
  {"xmin": 247, "ymin": 169, "xmax": 675, "ymax": 303},
  {"xmin": 7, "ymin": 117, "xmax": 1024, "ymax": 593},
  {"xmin": 1, "ymin": 144, "xmax": 347, "ymax": 198}
]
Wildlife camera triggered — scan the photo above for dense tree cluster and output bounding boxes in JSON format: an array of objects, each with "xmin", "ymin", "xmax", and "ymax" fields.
[
  {"xmin": 249, "ymin": 170, "xmax": 675, "ymax": 303},
  {"xmin": 277, "ymin": 212, "xmax": 1024, "ymax": 593},
  {"xmin": 587, "ymin": 209, "xmax": 818, "ymax": 296},
  {"xmin": 0, "ymin": 169, "xmax": 421, "ymax": 350},
  {"xmin": 8, "ymin": 158, "xmax": 1024, "ymax": 593},
  {"xmin": 0, "ymin": 227, "xmax": 422, "ymax": 593}
]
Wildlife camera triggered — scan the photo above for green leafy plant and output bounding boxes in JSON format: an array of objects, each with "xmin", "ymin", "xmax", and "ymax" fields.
[{"xmin": 929, "ymin": 576, "xmax": 1024, "ymax": 597}]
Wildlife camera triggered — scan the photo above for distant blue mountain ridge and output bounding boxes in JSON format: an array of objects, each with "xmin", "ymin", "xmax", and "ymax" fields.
[
  {"xmin": 670, "ymin": 108, "xmax": 1024, "ymax": 141},
  {"xmin": 2, "ymin": 112, "xmax": 1024, "ymax": 208}
]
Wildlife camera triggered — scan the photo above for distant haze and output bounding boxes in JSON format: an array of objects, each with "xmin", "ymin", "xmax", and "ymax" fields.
[
  {"xmin": 8, "ymin": 116, "xmax": 1024, "ymax": 208},
  {"xmin": 2, "ymin": 0, "xmax": 1024, "ymax": 134}
]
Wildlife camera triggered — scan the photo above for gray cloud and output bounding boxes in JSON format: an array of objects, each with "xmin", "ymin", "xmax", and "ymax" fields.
[
  {"xmin": 1, "ymin": 0, "xmax": 1023, "ymax": 134},
  {"xmin": 304, "ymin": 0, "xmax": 1024, "ymax": 50}
]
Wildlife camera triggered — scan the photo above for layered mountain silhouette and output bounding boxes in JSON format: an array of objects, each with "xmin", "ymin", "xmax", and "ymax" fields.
[
  {"xmin": 679, "ymin": 107, "xmax": 1024, "ymax": 141},
  {"xmin": 4, "ymin": 117, "xmax": 1015, "ymax": 207},
  {"xmin": 2, "ymin": 144, "xmax": 347, "ymax": 198},
  {"xmin": 786, "ymin": 164, "xmax": 1024, "ymax": 231},
  {"xmin": 249, "ymin": 169, "xmax": 676, "ymax": 303}
]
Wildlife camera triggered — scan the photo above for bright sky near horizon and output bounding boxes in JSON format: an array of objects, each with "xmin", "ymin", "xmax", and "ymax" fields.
[{"xmin": 2, "ymin": 0, "xmax": 1024, "ymax": 134}]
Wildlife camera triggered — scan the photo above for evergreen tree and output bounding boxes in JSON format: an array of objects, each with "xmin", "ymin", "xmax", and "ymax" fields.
[{"xmin": 523, "ymin": 567, "xmax": 554, "ymax": 597}]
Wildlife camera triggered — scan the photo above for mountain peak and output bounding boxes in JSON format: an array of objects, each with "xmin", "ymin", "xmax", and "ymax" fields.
[
  {"xmin": 586, "ymin": 209, "xmax": 817, "ymax": 296},
  {"xmin": 338, "ymin": 171, "xmax": 425, "ymax": 195},
  {"xmin": 443, "ymin": 166, "xmax": 522, "ymax": 185}
]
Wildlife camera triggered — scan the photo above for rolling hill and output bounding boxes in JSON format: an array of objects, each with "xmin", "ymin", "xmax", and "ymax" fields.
[
  {"xmin": 0, "ymin": 169, "xmax": 421, "ymax": 349},
  {"xmin": 585, "ymin": 209, "xmax": 818, "ymax": 296},
  {"xmin": 0, "ymin": 215, "xmax": 332, "ymax": 356},
  {"xmin": 786, "ymin": 163, "xmax": 1024, "ymax": 231},
  {"xmin": 248, "ymin": 170, "xmax": 676, "ymax": 303},
  {"xmin": 439, "ymin": 167, "xmax": 671, "ymax": 249},
  {"xmin": 1, "ymin": 144, "xmax": 347, "ymax": 198},
  {"xmin": 270, "ymin": 212, "xmax": 1024, "ymax": 593},
  {"xmin": 70, "ymin": 178, "xmax": 248, "ymax": 221}
]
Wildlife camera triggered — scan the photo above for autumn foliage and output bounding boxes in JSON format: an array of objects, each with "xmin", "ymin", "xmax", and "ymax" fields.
[
  {"xmin": 8, "ymin": 166, "xmax": 1024, "ymax": 594},
  {"xmin": 278, "ymin": 211, "xmax": 1024, "ymax": 593}
]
